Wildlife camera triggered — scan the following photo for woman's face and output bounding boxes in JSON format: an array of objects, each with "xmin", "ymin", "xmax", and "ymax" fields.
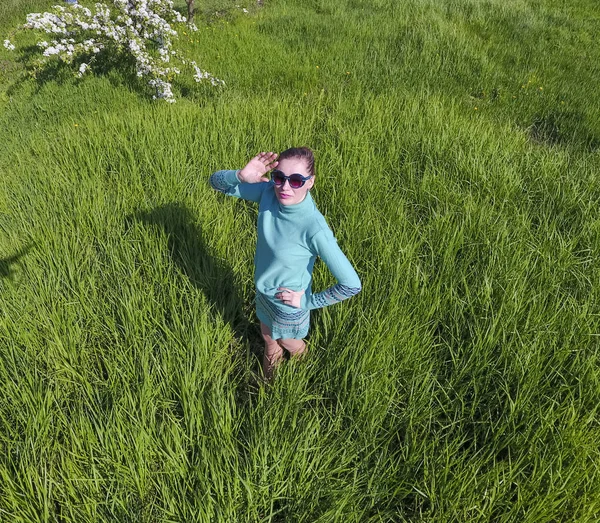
[{"xmin": 273, "ymin": 157, "xmax": 315, "ymax": 206}]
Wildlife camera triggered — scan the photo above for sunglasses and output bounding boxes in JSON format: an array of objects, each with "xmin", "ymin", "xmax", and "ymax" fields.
[{"xmin": 271, "ymin": 169, "xmax": 313, "ymax": 189}]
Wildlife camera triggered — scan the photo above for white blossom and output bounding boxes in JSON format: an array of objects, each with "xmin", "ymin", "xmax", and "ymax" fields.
[
  {"xmin": 191, "ymin": 61, "xmax": 225, "ymax": 86},
  {"xmin": 43, "ymin": 47, "xmax": 58, "ymax": 56},
  {"xmin": 11, "ymin": 0, "xmax": 224, "ymax": 102},
  {"xmin": 149, "ymin": 78, "xmax": 175, "ymax": 102},
  {"xmin": 4, "ymin": 39, "xmax": 16, "ymax": 51}
]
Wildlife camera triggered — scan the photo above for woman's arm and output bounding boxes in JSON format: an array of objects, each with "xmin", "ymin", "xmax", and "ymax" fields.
[
  {"xmin": 302, "ymin": 228, "xmax": 361, "ymax": 310},
  {"xmin": 209, "ymin": 169, "xmax": 268, "ymax": 202},
  {"xmin": 209, "ymin": 152, "xmax": 278, "ymax": 203}
]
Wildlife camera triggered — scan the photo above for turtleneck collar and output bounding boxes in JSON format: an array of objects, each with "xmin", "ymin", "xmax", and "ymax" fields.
[{"xmin": 278, "ymin": 189, "xmax": 315, "ymax": 215}]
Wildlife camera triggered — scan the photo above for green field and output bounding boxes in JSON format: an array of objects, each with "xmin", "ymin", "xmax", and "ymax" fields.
[{"xmin": 1, "ymin": 0, "xmax": 599, "ymax": 520}]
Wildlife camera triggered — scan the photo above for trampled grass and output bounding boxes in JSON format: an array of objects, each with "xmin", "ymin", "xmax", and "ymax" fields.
[{"xmin": 1, "ymin": 0, "xmax": 599, "ymax": 521}]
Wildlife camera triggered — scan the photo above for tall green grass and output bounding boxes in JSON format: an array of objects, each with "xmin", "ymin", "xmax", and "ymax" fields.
[{"xmin": 1, "ymin": 0, "xmax": 599, "ymax": 520}]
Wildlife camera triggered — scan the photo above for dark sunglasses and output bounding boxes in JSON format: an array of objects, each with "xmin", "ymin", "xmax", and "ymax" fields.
[{"xmin": 271, "ymin": 169, "xmax": 313, "ymax": 189}]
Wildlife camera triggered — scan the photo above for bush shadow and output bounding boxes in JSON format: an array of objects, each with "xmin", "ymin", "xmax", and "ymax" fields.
[
  {"xmin": 6, "ymin": 44, "xmax": 155, "ymax": 100},
  {"xmin": 528, "ymin": 109, "xmax": 600, "ymax": 151},
  {"xmin": 6, "ymin": 41, "xmax": 220, "ymax": 104}
]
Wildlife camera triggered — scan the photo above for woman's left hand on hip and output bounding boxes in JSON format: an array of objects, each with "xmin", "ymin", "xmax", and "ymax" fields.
[{"xmin": 276, "ymin": 287, "xmax": 305, "ymax": 308}]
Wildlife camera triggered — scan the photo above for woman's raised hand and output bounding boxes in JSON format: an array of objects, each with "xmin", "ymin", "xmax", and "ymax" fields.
[{"xmin": 238, "ymin": 152, "xmax": 279, "ymax": 184}]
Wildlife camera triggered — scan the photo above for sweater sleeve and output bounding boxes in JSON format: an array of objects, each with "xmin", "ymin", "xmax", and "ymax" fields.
[
  {"xmin": 209, "ymin": 169, "xmax": 269, "ymax": 203},
  {"xmin": 302, "ymin": 227, "xmax": 361, "ymax": 310}
]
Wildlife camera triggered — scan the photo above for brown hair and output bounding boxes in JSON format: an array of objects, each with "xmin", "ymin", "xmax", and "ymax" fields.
[{"xmin": 278, "ymin": 147, "xmax": 315, "ymax": 177}]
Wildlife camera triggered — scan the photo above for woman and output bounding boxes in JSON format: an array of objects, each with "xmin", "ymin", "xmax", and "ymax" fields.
[{"xmin": 209, "ymin": 147, "xmax": 361, "ymax": 380}]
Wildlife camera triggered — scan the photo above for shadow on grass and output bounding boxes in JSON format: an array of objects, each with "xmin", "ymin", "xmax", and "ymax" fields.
[
  {"xmin": 132, "ymin": 202, "xmax": 264, "ymax": 363},
  {"xmin": 6, "ymin": 43, "xmax": 223, "ymax": 105},
  {"xmin": 528, "ymin": 109, "xmax": 600, "ymax": 151},
  {"xmin": 0, "ymin": 244, "xmax": 32, "ymax": 279},
  {"xmin": 6, "ymin": 44, "xmax": 154, "ymax": 100}
]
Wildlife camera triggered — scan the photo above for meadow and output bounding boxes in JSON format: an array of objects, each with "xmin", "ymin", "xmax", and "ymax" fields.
[{"xmin": 1, "ymin": 0, "xmax": 599, "ymax": 520}]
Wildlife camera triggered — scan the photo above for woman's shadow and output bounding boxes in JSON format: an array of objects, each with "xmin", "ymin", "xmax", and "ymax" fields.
[
  {"xmin": 132, "ymin": 202, "xmax": 264, "ymax": 365},
  {"xmin": 1, "ymin": 245, "xmax": 32, "ymax": 279}
]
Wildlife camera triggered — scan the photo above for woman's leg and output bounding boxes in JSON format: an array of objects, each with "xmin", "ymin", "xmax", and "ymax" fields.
[
  {"xmin": 278, "ymin": 337, "xmax": 307, "ymax": 358},
  {"xmin": 260, "ymin": 322, "xmax": 284, "ymax": 380}
]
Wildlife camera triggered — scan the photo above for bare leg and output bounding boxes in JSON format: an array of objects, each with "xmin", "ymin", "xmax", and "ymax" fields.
[
  {"xmin": 260, "ymin": 322, "xmax": 284, "ymax": 381},
  {"xmin": 278, "ymin": 337, "xmax": 307, "ymax": 359}
]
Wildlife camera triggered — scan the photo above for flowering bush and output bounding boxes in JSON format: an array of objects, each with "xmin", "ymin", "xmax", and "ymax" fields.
[{"xmin": 4, "ymin": 0, "xmax": 224, "ymax": 102}]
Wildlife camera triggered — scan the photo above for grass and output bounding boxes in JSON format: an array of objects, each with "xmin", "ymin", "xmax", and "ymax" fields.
[{"xmin": 1, "ymin": 0, "xmax": 600, "ymax": 520}]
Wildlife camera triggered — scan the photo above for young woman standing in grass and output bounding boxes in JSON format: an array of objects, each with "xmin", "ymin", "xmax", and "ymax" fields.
[{"xmin": 210, "ymin": 147, "xmax": 361, "ymax": 380}]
